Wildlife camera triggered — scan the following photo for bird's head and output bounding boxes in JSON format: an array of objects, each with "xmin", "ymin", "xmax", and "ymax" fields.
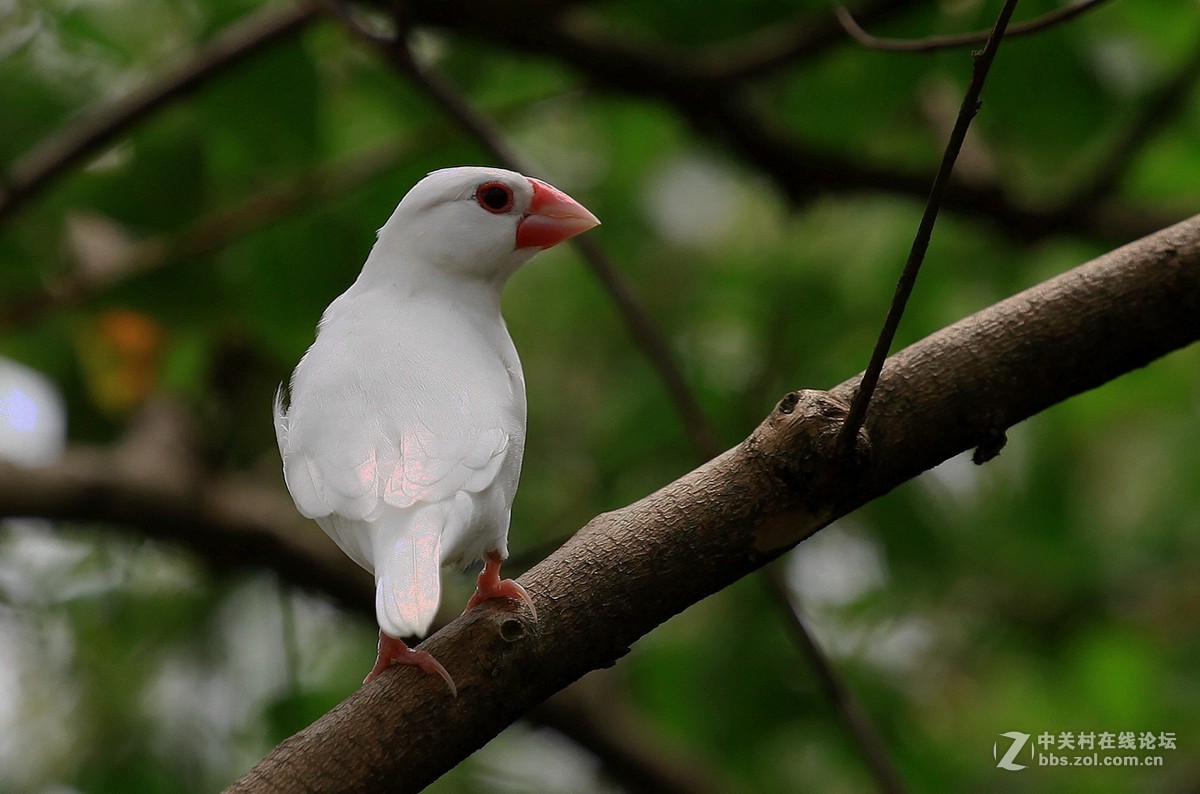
[{"xmin": 375, "ymin": 166, "xmax": 600, "ymax": 286}]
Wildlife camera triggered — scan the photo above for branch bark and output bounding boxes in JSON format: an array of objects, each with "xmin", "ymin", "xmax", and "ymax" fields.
[{"xmin": 226, "ymin": 215, "xmax": 1200, "ymax": 791}]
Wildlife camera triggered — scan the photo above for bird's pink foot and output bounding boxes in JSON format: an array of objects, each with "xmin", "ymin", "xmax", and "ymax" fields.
[
  {"xmin": 365, "ymin": 632, "xmax": 456, "ymax": 696},
  {"xmin": 465, "ymin": 551, "xmax": 537, "ymax": 620}
]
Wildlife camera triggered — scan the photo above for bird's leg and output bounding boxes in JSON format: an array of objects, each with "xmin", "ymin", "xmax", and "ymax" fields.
[
  {"xmin": 365, "ymin": 632, "xmax": 456, "ymax": 696},
  {"xmin": 465, "ymin": 550, "xmax": 537, "ymax": 620}
]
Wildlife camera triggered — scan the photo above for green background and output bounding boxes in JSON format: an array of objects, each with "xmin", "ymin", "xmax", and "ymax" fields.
[{"xmin": 1, "ymin": 0, "xmax": 1197, "ymax": 790}]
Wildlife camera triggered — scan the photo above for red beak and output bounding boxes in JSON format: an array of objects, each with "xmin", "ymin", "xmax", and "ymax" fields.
[{"xmin": 515, "ymin": 178, "xmax": 600, "ymax": 250}]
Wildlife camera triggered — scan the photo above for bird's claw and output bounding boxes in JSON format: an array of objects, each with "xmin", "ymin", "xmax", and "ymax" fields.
[
  {"xmin": 465, "ymin": 576, "xmax": 537, "ymax": 621},
  {"xmin": 365, "ymin": 633, "xmax": 457, "ymax": 697},
  {"xmin": 464, "ymin": 551, "xmax": 537, "ymax": 621}
]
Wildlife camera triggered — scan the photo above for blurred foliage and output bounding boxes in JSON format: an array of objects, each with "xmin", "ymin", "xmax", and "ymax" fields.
[{"xmin": 1, "ymin": 0, "xmax": 1199, "ymax": 791}]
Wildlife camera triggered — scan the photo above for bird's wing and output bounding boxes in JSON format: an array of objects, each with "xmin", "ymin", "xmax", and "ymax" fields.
[
  {"xmin": 380, "ymin": 422, "xmax": 509, "ymax": 509},
  {"xmin": 277, "ymin": 390, "xmax": 511, "ymax": 637},
  {"xmin": 277, "ymin": 385, "xmax": 510, "ymax": 535},
  {"xmin": 277, "ymin": 406, "xmax": 509, "ymax": 518}
]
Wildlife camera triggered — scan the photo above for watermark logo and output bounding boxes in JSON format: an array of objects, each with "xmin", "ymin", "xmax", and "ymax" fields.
[
  {"xmin": 994, "ymin": 732, "xmax": 1033, "ymax": 771},
  {"xmin": 995, "ymin": 730, "xmax": 1177, "ymax": 771}
]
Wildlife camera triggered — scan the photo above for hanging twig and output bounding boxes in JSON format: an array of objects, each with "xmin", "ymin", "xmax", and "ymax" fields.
[
  {"xmin": 838, "ymin": 0, "xmax": 1023, "ymax": 455},
  {"xmin": 836, "ymin": 0, "xmax": 1111, "ymax": 54}
]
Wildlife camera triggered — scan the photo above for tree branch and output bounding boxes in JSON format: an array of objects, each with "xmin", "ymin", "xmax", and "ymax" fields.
[
  {"xmin": 763, "ymin": 565, "xmax": 906, "ymax": 794},
  {"xmin": 376, "ymin": 1, "xmax": 1186, "ymax": 243},
  {"xmin": 1061, "ymin": 31, "xmax": 1200, "ymax": 212},
  {"xmin": 0, "ymin": 1, "xmax": 321, "ymax": 227},
  {"xmin": 835, "ymin": 0, "xmax": 1113, "ymax": 54},
  {"xmin": 0, "ymin": 424, "xmax": 726, "ymax": 794},
  {"xmin": 226, "ymin": 213, "xmax": 1200, "ymax": 792},
  {"xmin": 0, "ymin": 445, "xmax": 370, "ymax": 614},
  {"xmin": 532, "ymin": 687, "xmax": 728, "ymax": 794},
  {"xmin": 0, "ymin": 141, "xmax": 405, "ymax": 330}
]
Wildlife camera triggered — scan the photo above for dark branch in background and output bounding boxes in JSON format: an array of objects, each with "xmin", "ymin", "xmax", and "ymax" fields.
[
  {"xmin": 658, "ymin": 0, "xmax": 920, "ymax": 82},
  {"xmin": 835, "ymin": 0, "xmax": 1112, "ymax": 53},
  {"xmin": 1061, "ymin": 31, "xmax": 1200, "ymax": 213},
  {"xmin": 0, "ymin": 81, "xmax": 566, "ymax": 332},
  {"xmin": 762, "ymin": 565, "xmax": 906, "ymax": 794},
  {"xmin": 837, "ymin": 0, "xmax": 1021, "ymax": 454},
  {"xmin": 0, "ymin": 142, "xmax": 405, "ymax": 330},
  {"xmin": 533, "ymin": 688, "xmax": 728, "ymax": 794},
  {"xmin": 0, "ymin": 0, "xmax": 321, "ymax": 227},
  {"xmin": 226, "ymin": 215, "xmax": 1200, "ymax": 792},
  {"xmin": 385, "ymin": 0, "xmax": 1183, "ymax": 243},
  {"xmin": 0, "ymin": 451, "xmax": 370, "ymax": 615},
  {"xmin": 1, "ymin": 0, "xmax": 1182, "ymax": 251}
]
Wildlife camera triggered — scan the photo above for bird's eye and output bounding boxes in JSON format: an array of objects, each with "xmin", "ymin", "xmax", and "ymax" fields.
[{"xmin": 475, "ymin": 182, "xmax": 514, "ymax": 214}]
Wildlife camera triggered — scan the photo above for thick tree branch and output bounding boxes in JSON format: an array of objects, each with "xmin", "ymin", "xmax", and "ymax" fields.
[
  {"xmin": 0, "ymin": 1, "xmax": 321, "ymax": 226},
  {"xmin": 227, "ymin": 214, "xmax": 1200, "ymax": 792}
]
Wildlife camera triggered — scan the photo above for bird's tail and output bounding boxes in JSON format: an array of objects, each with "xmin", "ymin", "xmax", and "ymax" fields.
[{"xmin": 374, "ymin": 507, "xmax": 443, "ymax": 639}]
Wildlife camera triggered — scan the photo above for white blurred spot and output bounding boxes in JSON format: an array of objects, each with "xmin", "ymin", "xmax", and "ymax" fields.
[
  {"xmin": 474, "ymin": 723, "xmax": 618, "ymax": 794},
  {"xmin": 786, "ymin": 522, "xmax": 888, "ymax": 608},
  {"xmin": 0, "ymin": 358, "xmax": 67, "ymax": 468},
  {"xmin": 0, "ymin": 612, "xmax": 82, "ymax": 790},
  {"xmin": 1089, "ymin": 36, "xmax": 1152, "ymax": 97},
  {"xmin": 689, "ymin": 317, "xmax": 763, "ymax": 393},
  {"xmin": 922, "ymin": 451, "xmax": 982, "ymax": 503},
  {"xmin": 642, "ymin": 156, "xmax": 739, "ymax": 248}
]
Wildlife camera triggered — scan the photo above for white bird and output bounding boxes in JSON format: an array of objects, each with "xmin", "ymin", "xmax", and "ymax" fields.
[{"xmin": 274, "ymin": 166, "xmax": 599, "ymax": 691}]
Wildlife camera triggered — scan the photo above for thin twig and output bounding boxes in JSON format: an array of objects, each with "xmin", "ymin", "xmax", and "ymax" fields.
[
  {"xmin": 836, "ymin": 0, "xmax": 1111, "ymax": 54},
  {"xmin": 533, "ymin": 688, "xmax": 727, "ymax": 794},
  {"xmin": 699, "ymin": 0, "xmax": 920, "ymax": 81},
  {"xmin": 0, "ymin": 1, "xmax": 321, "ymax": 227},
  {"xmin": 837, "ymin": 0, "xmax": 1023, "ymax": 455},
  {"xmin": 763, "ymin": 565, "xmax": 907, "ymax": 794}
]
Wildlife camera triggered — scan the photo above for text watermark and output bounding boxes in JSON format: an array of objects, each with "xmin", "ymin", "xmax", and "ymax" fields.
[{"xmin": 994, "ymin": 731, "xmax": 1177, "ymax": 772}]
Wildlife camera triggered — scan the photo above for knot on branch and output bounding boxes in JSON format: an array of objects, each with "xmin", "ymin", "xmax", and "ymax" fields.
[{"xmin": 747, "ymin": 390, "xmax": 870, "ymax": 506}]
